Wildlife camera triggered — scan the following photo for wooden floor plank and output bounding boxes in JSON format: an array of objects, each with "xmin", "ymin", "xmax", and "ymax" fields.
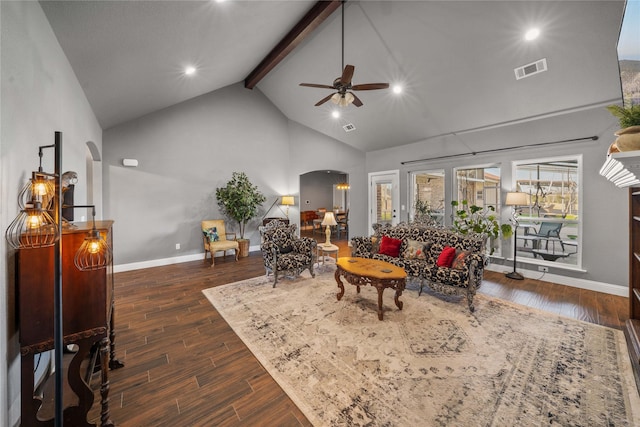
[{"xmin": 88, "ymin": 232, "xmax": 628, "ymax": 425}]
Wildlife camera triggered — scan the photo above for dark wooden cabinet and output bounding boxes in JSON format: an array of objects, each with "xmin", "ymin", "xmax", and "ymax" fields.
[
  {"xmin": 18, "ymin": 221, "xmax": 119, "ymax": 426},
  {"xmin": 627, "ymin": 188, "xmax": 640, "ymax": 393}
]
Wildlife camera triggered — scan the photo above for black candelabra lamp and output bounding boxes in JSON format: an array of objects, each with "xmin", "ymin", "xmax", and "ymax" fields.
[
  {"xmin": 504, "ymin": 192, "xmax": 528, "ymax": 280},
  {"xmin": 5, "ymin": 132, "xmax": 111, "ymax": 427}
]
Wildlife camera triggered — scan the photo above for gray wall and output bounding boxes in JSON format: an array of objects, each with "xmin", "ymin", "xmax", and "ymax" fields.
[
  {"xmin": 0, "ymin": 2, "xmax": 630, "ymax": 425},
  {"xmin": 0, "ymin": 2, "xmax": 103, "ymax": 424},
  {"xmin": 103, "ymin": 84, "xmax": 366, "ymax": 266},
  {"xmin": 300, "ymin": 171, "xmax": 347, "ymax": 212},
  {"xmin": 366, "ymin": 105, "xmax": 628, "ymax": 289}
]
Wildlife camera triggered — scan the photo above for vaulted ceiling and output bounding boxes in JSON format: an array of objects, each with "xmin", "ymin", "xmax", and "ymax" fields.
[{"xmin": 40, "ymin": 1, "xmax": 626, "ymax": 153}]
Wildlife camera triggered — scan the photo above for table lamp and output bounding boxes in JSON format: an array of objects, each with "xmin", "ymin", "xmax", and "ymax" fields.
[
  {"xmin": 504, "ymin": 192, "xmax": 528, "ymax": 280},
  {"xmin": 281, "ymin": 196, "xmax": 295, "ymax": 218},
  {"xmin": 321, "ymin": 211, "xmax": 337, "ymax": 246}
]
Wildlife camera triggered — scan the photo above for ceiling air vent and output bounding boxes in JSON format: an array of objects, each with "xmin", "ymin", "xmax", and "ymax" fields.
[
  {"xmin": 343, "ymin": 123, "xmax": 356, "ymax": 132},
  {"xmin": 514, "ymin": 58, "xmax": 547, "ymax": 80}
]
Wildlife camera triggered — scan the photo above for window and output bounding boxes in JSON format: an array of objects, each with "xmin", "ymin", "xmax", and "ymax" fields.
[
  {"xmin": 454, "ymin": 165, "xmax": 503, "ymax": 254},
  {"xmin": 513, "ymin": 157, "xmax": 581, "ymax": 268},
  {"xmin": 455, "ymin": 166, "xmax": 501, "ymax": 208},
  {"xmin": 409, "ymin": 170, "xmax": 445, "ymax": 224}
]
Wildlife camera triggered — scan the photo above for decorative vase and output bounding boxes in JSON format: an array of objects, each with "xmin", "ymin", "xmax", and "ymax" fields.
[
  {"xmin": 613, "ymin": 126, "xmax": 640, "ymax": 152},
  {"xmin": 238, "ymin": 239, "xmax": 250, "ymax": 257}
]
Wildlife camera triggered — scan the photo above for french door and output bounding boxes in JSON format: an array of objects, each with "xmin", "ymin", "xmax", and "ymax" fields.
[{"xmin": 368, "ymin": 170, "xmax": 400, "ymax": 233}]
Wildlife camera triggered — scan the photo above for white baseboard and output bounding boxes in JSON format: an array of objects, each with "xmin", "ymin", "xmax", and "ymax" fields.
[
  {"xmin": 114, "ymin": 245, "xmax": 261, "ymax": 273},
  {"xmin": 485, "ymin": 264, "xmax": 628, "ymax": 297}
]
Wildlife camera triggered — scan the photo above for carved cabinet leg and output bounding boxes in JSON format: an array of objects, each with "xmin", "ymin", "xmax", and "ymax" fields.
[
  {"xmin": 99, "ymin": 337, "xmax": 115, "ymax": 427},
  {"xmin": 108, "ymin": 303, "xmax": 124, "ymax": 370}
]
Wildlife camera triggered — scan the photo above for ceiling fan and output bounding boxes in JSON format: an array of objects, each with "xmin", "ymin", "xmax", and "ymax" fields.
[{"xmin": 299, "ymin": 1, "xmax": 389, "ymax": 107}]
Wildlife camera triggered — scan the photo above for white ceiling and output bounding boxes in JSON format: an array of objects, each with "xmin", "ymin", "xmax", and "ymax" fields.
[{"xmin": 40, "ymin": 0, "xmax": 626, "ymax": 153}]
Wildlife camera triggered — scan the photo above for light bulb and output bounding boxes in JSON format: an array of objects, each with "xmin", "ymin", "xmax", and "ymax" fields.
[
  {"xmin": 525, "ymin": 28, "xmax": 540, "ymax": 41},
  {"xmin": 33, "ymin": 182, "xmax": 47, "ymax": 196},
  {"xmin": 88, "ymin": 240, "xmax": 101, "ymax": 254},
  {"xmin": 27, "ymin": 214, "xmax": 43, "ymax": 229}
]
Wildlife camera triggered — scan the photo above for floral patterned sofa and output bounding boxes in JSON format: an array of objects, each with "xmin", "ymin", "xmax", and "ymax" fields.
[
  {"xmin": 260, "ymin": 220, "xmax": 317, "ymax": 287},
  {"xmin": 350, "ymin": 222, "xmax": 487, "ymax": 312}
]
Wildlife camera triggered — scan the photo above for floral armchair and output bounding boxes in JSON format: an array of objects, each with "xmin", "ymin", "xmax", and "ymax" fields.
[{"xmin": 260, "ymin": 220, "xmax": 316, "ymax": 287}]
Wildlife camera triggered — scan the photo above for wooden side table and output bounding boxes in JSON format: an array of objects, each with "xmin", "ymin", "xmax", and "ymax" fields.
[{"xmin": 316, "ymin": 243, "xmax": 339, "ymax": 266}]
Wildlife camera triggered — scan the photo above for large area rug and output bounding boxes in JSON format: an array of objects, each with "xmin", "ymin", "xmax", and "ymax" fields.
[{"xmin": 203, "ymin": 268, "xmax": 640, "ymax": 426}]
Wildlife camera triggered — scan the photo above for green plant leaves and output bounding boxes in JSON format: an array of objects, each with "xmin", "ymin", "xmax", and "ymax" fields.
[
  {"xmin": 450, "ymin": 200, "xmax": 513, "ymax": 254},
  {"xmin": 607, "ymin": 104, "xmax": 640, "ymax": 129},
  {"xmin": 216, "ymin": 172, "xmax": 266, "ymax": 239}
]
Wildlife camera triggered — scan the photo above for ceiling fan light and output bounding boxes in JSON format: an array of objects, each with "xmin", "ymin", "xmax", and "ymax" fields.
[
  {"xmin": 331, "ymin": 93, "xmax": 341, "ymax": 104},
  {"xmin": 342, "ymin": 92, "xmax": 355, "ymax": 107}
]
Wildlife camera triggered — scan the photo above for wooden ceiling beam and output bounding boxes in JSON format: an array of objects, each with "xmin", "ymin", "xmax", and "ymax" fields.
[{"xmin": 244, "ymin": 0, "xmax": 342, "ymax": 89}]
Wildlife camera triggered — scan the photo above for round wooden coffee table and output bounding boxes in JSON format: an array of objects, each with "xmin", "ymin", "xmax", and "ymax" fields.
[{"xmin": 335, "ymin": 257, "xmax": 407, "ymax": 320}]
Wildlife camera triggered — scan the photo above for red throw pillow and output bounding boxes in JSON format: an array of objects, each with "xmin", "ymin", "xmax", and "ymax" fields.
[
  {"xmin": 378, "ymin": 236, "xmax": 403, "ymax": 257},
  {"xmin": 437, "ymin": 246, "xmax": 457, "ymax": 267}
]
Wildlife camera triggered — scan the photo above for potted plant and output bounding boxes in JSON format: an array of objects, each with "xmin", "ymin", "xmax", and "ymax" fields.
[
  {"xmin": 414, "ymin": 198, "xmax": 431, "ymax": 219},
  {"xmin": 606, "ymin": 104, "xmax": 640, "ymax": 152},
  {"xmin": 216, "ymin": 172, "xmax": 266, "ymax": 257},
  {"xmin": 450, "ymin": 200, "xmax": 512, "ymax": 255}
]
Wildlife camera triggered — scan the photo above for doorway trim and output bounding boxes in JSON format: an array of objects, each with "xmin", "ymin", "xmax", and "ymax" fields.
[{"xmin": 368, "ymin": 170, "xmax": 400, "ymax": 234}]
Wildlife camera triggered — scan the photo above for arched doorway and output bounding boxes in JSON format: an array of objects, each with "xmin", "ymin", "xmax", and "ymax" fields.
[{"xmin": 299, "ymin": 170, "xmax": 349, "ymax": 238}]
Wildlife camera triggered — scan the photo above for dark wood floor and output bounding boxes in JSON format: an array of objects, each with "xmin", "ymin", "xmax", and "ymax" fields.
[{"xmin": 91, "ymin": 230, "xmax": 628, "ymax": 426}]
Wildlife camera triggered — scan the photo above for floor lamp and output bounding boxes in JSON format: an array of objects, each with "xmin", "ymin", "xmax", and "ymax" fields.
[
  {"xmin": 5, "ymin": 132, "xmax": 111, "ymax": 426},
  {"xmin": 504, "ymin": 192, "xmax": 528, "ymax": 280}
]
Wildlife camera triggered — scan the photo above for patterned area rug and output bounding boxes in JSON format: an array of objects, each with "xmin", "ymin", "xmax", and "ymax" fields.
[{"xmin": 203, "ymin": 269, "xmax": 640, "ymax": 426}]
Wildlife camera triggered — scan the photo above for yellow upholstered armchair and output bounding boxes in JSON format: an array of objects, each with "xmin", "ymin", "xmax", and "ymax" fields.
[{"xmin": 201, "ymin": 220, "xmax": 239, "ymax": 267}]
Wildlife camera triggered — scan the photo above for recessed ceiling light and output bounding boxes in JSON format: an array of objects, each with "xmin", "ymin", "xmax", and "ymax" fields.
[
  {"xmin": 184, "ymin": 66, "xmax": 196, "ymax": 76},
  {"xmin": 525, "ymin": 28, "xmax": 540, "ymax": 41},
  {"xmin": 332, "ymin": 111, "xmax": 340, "ymax": 119},
  {"xmin": 392, "ymin": 85, "xmax": 403, "ymax": 94}
]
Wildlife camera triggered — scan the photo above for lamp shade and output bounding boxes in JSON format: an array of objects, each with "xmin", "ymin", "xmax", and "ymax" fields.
[
  {"xmin": 321, "ymin": 211, "xmax": 337, "ymax": 226},
  {"xmin": 74, "ymin": 228, "xmax": 112, "ymax": 271},
  {"xmin": 5, "ymin": 202, "xmax": 59, "ymax": 249},
  {"xmin": 505, "ymin": 192, "xmax": 528, "ymax": 206},
  {"xmin": 331, "ymin": 92, "xmax": 355, "ymax": 107},
  {"xmin": 281, "ymin": 196, "xmax": 295, "ymax": 206}
]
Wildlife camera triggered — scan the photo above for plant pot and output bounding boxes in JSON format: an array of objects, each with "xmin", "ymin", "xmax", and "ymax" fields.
[
  {"xmin": 614, "ymin": 126, "xmax": 640, "ymax": 152},
  {"xmin": 237, "ymin": 239, "xmax": 250, "ymax": 257}
]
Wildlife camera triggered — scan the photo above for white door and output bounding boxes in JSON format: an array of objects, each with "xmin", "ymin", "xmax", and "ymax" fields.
[{"xmin": 369, "ymin": 170, "xmax": 400, "ymax": 232}]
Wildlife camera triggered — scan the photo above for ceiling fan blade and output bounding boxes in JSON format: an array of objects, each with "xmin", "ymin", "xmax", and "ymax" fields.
[
  {"xmin": 351, "ymin": 83, "xmax": 390, "ymax": 91},
  {"xmin": 315, "ymin": 93, "xmax": 335, "ymax": 106},
  {"xmin": 341, "ymin": 65, "xmax": 355, "ymax": 86},
  {"xmin": 351, "ymin": 92, "xmax": 363, "ymax": 107},
  {"xmin": 300, "ymin": 83, "xmax": 335, "ymax": 89}
]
